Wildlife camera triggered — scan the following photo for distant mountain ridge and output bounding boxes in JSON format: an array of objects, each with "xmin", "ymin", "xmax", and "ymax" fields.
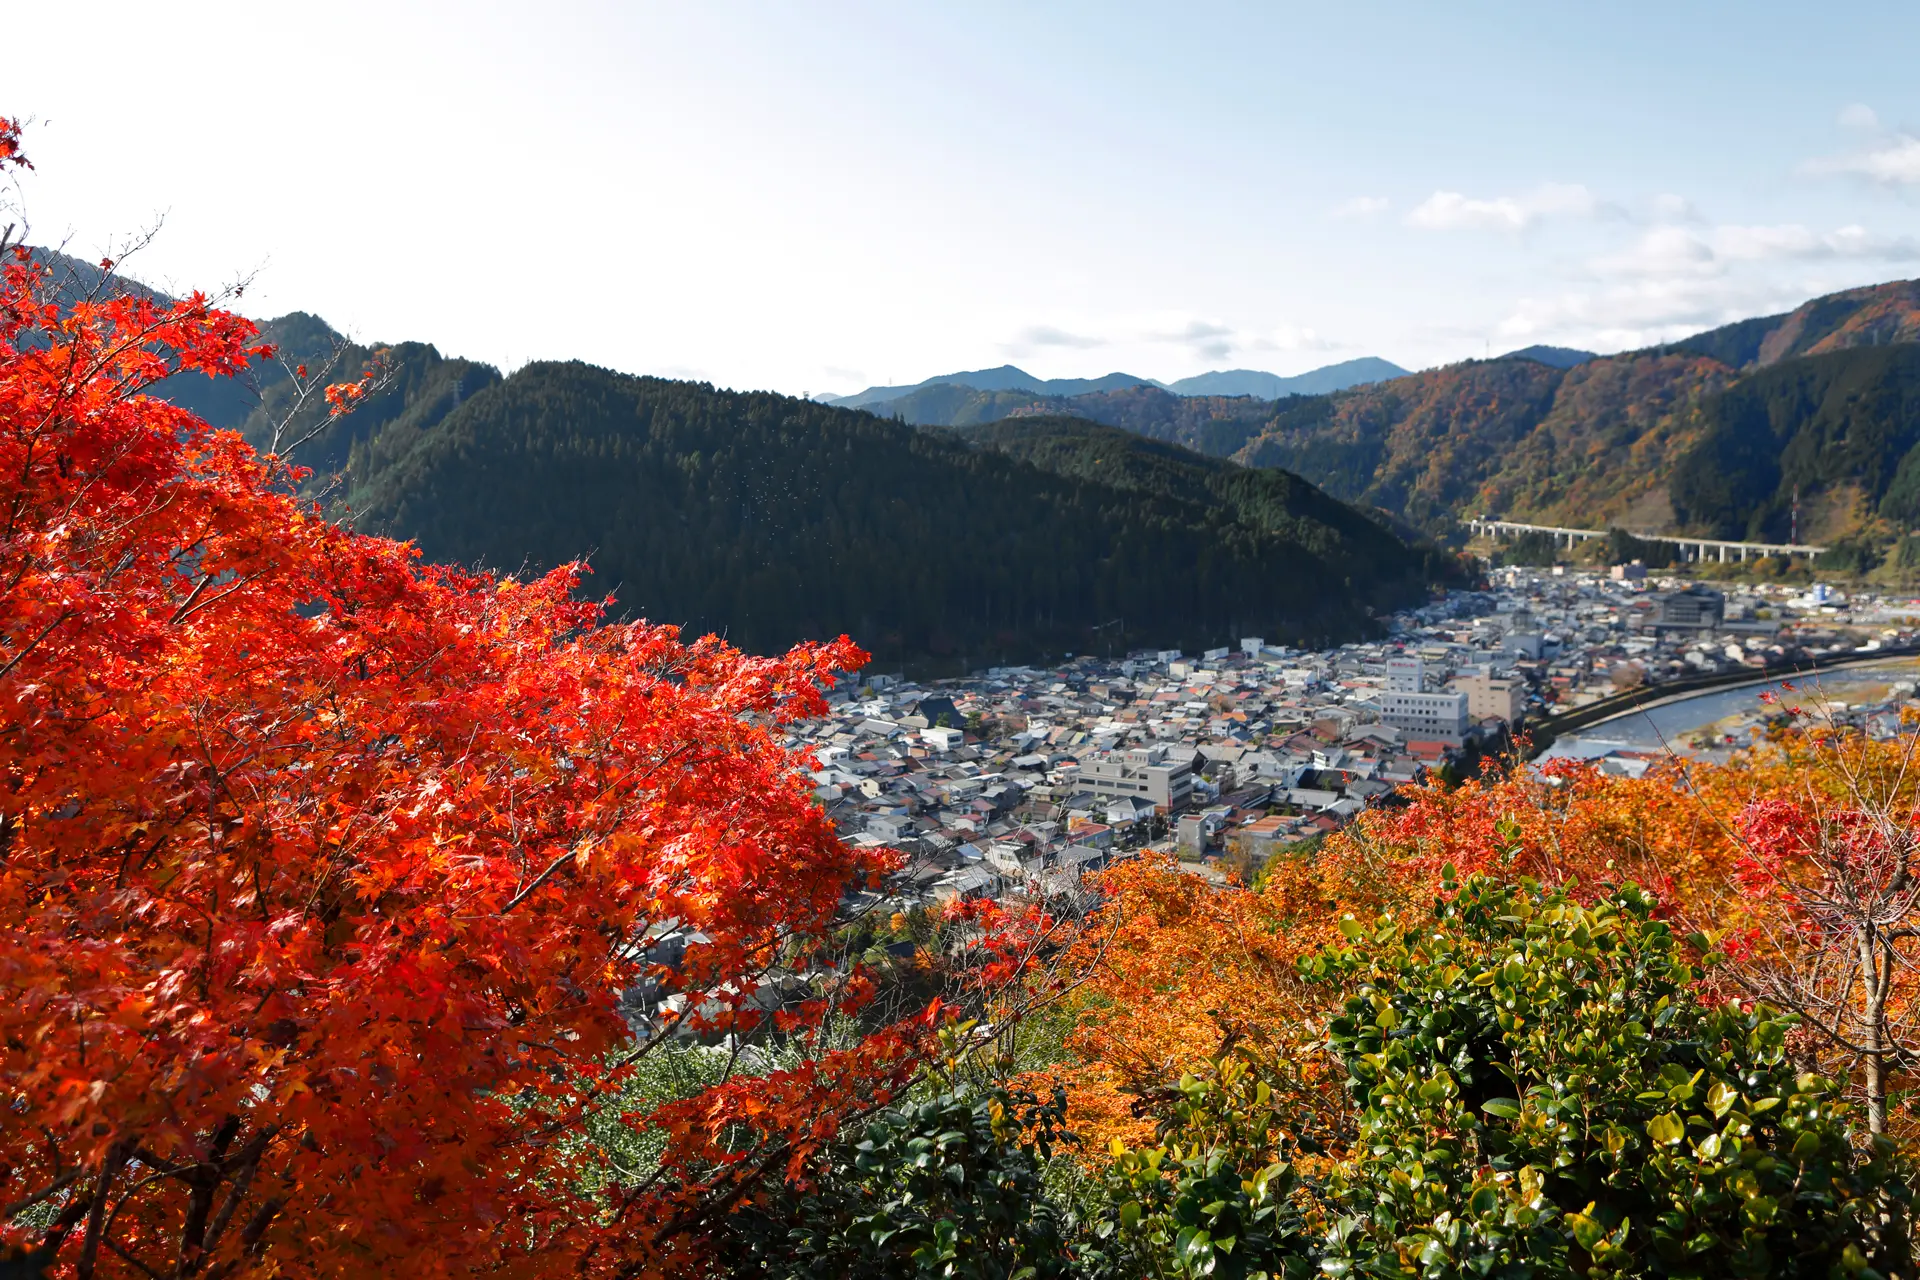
[
  {"xmin": 1188, "ymin": 277, "xmax": 1920, "ymax": 569},
  {"xmin": 839, "ymin": 275, "xmax": 1920, "ymax": 574},
  {"xmin": 1498, "ymin": 345, "xmax": 1595, "ymax": 369},
  {"xmin": 827, "ymin": 366, "xmax": 1163, "ymax": 410},
  {"xmin": 1166, "ymin": 357, "xmax": 1409, "ymax": 397},
  {"xmin": 827, "ymin": 355, "xmax": 1405, "ymax": 412},
  {"xmin": 73, "ymin": 242, "xmax": 1920, "ymax": 584}
]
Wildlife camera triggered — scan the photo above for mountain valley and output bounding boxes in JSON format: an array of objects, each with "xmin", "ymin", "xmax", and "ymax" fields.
[
  {"xmin": 132, "ymin": 243, "xmax": 1920, "ymax": 640},
  {"xmin": 840, "ymin": 279, "xmax": 1920, "ymax": 578}
]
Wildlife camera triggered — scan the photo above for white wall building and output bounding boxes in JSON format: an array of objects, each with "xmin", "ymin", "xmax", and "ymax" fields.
[
  {"xmin": 922, "ymin": 725, "xmax": 964, "ymax": 751},
  {"xmin": 1079, "ymin": 744, "xmax": 1195, "ymax": 811},
  {"xmin": 1378, "ymin": 655, "xmax": 1470, "ymax": 744}
]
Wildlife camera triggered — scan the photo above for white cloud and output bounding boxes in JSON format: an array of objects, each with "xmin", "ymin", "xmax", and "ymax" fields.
[
  {"xmin": 1158, "ymin": 319, "xmax": 1236, "ymax": 361},
  {"xmin": 1246, "ymin": 325, "xmax": 1338, "ymax": 353},
  {"xmin": 1806, "ymin": 133, "xmax": 1920, "ymax": 184},
  {"xmin": 1840, "ymin": 102, "xmax": 1880, "ymax": 129},
  {"xmin": 1651, "ymin": 192, "xmax": 1699, "ymax": 222},
  {"xmin": 1004, "ymin": 323, "xmax": 1106, "ymax": 356},
  {"xmin": 1149, "ymin": 318, "xmax": 1341, "ymax": 362},
  {"xmin": 1330, "ymin": 195, "xmax": 1389, "ymax": 219},
  {"xmin": 1405, "ymin": 182, "xmax": 1599, "ymax": 232},
  {"xmin": 1595, "ymin": 222, "xmax": 1920, "ymax": 278},
  {"xmin": 1593, "ymin": 225, "xmax": 1721, "ymax": 277},
  {"xmin": 1823, "ymin": 224, "xmax": 1920, "ymax": 259},
  {"xmin": 1492, "ymin": 213, "xmax": 1920, "ymax": 355},
  {"xmin": 1492, "ymin": 276, "xmax": 1815, "ymax": 351}
]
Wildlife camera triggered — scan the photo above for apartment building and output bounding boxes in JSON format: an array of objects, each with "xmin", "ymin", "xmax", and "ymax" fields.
[
  {"xmin": 1379, "ymin": 654, "xmax": 1471, "ymax": 744},
  {"xmin": 1079, "ymin": 744, "xmax": 1195, "ymax": 811},
  {"xmin": 1452, "ymin": 667, "xmax": 1526, "ymax": 724}
]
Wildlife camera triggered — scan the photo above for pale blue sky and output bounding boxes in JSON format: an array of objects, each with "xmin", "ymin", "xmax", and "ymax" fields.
[{"xmin": 12, "ymin": 2, "xmax": 1920, "ymax": 394}]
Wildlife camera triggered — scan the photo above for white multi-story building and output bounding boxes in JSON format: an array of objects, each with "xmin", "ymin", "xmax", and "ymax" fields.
[
  {"xmin": 1079, "ymin": 744, "xmax": 1195, "ymax": 812},
  {"xmin": 1379, "ymin": 655, "xmax": 1470, "ymax": 744}
]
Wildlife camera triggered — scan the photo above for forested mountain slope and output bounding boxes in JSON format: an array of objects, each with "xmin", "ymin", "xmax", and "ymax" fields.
[
  {"xmin": 949, "ymin": 416, "xmax": 1447, "ymax": 573},
  {"xmin": 856, "ymin": 278, "xmax": 1916, "ymax": 556},
  {"xmin": 846, "ymin": 278, "xmax": 1920, "ymax": 554},
  {"xmin": 1222, "ymin": 278, "xmax": 1920, "ymax": 542},
  {"xmin": 1670, "ymin": 344, "xmax": 1920, "ymax": 543},
  {"xmin": 59, "ymin": 244, "xmax": 1438, "ymax": 667},
  {"xmin": 29, "ymin": 250, "xmax": 502, "ymax": 491},
  {"xmin": 159, "ymin": 311, "xmax": 500, "ymax": 483},
  {"xmin": 1667, "ymin": 278, "xmax": 1920, "ymax": 369},
  {"xmin": 342, "ymin": 365, "xmax": 1447, "ymax": 667}
]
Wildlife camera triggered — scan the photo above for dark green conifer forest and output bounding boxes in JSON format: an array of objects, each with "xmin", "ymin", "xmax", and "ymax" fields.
[{"xmin": 333, "ymin": 364, "xmax": 1449, "ymax": 668}]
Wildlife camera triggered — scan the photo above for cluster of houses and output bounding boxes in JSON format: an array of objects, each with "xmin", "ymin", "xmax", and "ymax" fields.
[
  {"xmin": 793, "ymin": 638, "xmax": 1525, "ymax": 909},
  {"xmin": 1488, "ymin": 566, "xmax": 1919, "ymax": 702},
  {"xmin": 788, "ymin": 568, "xmax": 1920, "ymax": 913},
  {"xmin": 626, "ymin": 567, "xmax": 1920, "ymax": 1042}
]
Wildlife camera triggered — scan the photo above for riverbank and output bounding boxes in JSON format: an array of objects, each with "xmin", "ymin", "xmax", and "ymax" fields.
[{"xmin": 1525, "ymin": 645, "xmax": 1920, "ymax": 758}]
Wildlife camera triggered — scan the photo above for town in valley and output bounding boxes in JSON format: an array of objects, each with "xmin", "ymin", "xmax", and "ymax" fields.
[{"xmin": 799, "ymin": 563, "xmax": 1920, "ymax": 915}]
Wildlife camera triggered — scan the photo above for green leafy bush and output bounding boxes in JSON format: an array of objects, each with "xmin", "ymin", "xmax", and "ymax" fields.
[
  {"xmin": 1090, "ymin": 1046, "xmax": 1315, "ymax": 1280},
  {"xmin": 1302, "ymin": 875, "xmax": 1909, "ymax": 1280},
  {"xmin": 705, "ymin": 877, "xmax": 1908, "ymax": 1280},
  {"xmin": 713, "ymin": 1079, "xmax": 1077, "ymax": 1279}
]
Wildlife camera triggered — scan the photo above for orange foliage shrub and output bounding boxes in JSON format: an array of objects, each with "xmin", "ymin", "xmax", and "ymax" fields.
[{"xmin": 1058, "ymin": 738, "xmax": 1920, "ymax": 1151}]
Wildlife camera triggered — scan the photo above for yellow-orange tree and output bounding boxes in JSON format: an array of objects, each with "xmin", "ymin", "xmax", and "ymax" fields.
[{"xmin": 1057, "ymin": 737, "xmax": 1920, "ymax": 1152}]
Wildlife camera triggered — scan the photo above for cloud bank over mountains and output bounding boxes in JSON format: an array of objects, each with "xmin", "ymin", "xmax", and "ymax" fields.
[
  {"xmin": 1404, "ymin": 182, "xmax": 1606, "ymax": 233},
  {"xmin": 1399, "ymin": 107, "xmax": 1920, "ymax": 354}
]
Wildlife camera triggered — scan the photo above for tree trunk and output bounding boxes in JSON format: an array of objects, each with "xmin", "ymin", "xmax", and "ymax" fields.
[{"xmin": 1860, "ymin": 927, "xmax": 1889, "ymax": 1135}]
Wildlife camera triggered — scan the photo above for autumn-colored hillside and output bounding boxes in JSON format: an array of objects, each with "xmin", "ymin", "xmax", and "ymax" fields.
[
  {"xmin": 1227, "ymin": 350, "xmax": 1733, "ymax": 532},
  {"xmin": 6, "ymin": 138, "xmax": 1914, "ymax": 1268},
  {"xmin": 1212, "ymin": 277, "xmax": 1920, "ymax": 547},
  {"xmin": 871, "ymin": 278, "xmax": 1920, "ymax": 555},
  {"xmin": 1754, "ymin": 277, "xmax": 1920, "ymax": 366},
  {"xmin": 1237, "ymin": 358, "xmax": 1565, "ymax": 527}
]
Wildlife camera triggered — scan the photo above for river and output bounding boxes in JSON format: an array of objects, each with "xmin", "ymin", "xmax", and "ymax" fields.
[{"xmin": 1538, "ymin": 656, "xmax": 1920, "ymax": 762}]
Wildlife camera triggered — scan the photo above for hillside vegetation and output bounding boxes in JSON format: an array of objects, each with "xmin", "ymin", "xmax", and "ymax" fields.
[
  {"xmin": 949, "ymin": 415, "xmax": 1442, "ymax": 566},
  {"xmin": 158, "ymin": 310, "xmax": 501, "ymax": 484},
  {"xmin": 1219, "ymin": 279, "xmax": 1920, "ymax": 551},
  {"xmin": 337, "ymin": 365, "xmax": 1447, "ymax": 668},
  {"xmin": 9, "ymin": 213, "xmax": 1911, "ymax": 1277},
  {"xmin": 855, "ymin": 277, "xmax": 1920, "ymax": 569},
  {"xmin": 119, "ymin": 261, "xmax": 1444, "ymax": 669}
]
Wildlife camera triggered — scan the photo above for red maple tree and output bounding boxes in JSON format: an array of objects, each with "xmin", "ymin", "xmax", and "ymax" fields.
[{"xmin": 0, "ymin": 118, "xmax": 929, "ymax": 1278}]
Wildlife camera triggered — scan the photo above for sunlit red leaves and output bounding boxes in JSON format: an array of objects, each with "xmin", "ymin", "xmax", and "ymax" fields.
[
  {"xmin": 1733, "ymin": 797, "xmax": 1817, "ymax": 895},
  {"xmin": 0, "ymin": 117, "xmax": 28, "ymax": 171},
  {"xmin": 0, "ymin": 242, "xmax": 932, "ymax": 1277},
  {"xmin": 940, "ymin": 896, "xmax": 1061, "ymax": 992}
]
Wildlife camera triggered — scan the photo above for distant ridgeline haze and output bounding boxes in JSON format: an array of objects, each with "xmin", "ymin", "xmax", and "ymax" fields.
[{"xmin": 831, "ymin": 356, "xmax": 1409, "ymax": 419}]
